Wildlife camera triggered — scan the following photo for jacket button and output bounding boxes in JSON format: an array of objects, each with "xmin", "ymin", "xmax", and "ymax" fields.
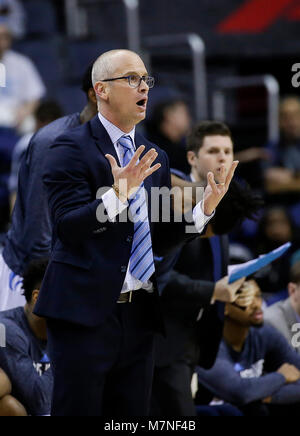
[
  {"xmin": 126, "ymin": 236, "xmax": 133, "ymax": 243},
  {"xmin": 121, "ymin": 266, "xmax": 127, "ymax": 273}
]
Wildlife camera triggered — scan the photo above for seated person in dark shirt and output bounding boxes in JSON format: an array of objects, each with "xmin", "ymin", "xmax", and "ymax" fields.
[
  {"xmin": 197, "ymin": 280, "xmax": 300, "ymax": 416},
  {"xmin": 146, "ymin": 98, "xmax": 191, "ymax": 174},
  {"xmin": 265, "ymin": 96, "xmax": 300, "ymax": 196},
  {"xmin": 0, "ymin": 259, "xmax": 52, "ymax": 416},
  {"xmin": 254, "ymin": 206, "xmax": 300, "ymax": 297},
  {"xmin": 0, "ymin": 368, "xmax": 26, "ymax": 416}
]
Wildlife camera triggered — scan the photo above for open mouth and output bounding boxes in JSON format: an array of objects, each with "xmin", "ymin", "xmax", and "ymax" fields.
[{"xmin": 136, "ymin": 99, "xmax": 147, "ymax": 108}]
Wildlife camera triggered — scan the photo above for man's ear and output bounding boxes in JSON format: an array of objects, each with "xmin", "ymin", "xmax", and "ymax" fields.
[
  {"xmin": 187, "ymin": 151, "xmax": 196, "ymax": 167},
  {"xmin": 32, "ymin": 290, "xmax": 39, "ymax": 306},
  {"xmin": 94, "ymin": 82, "xmax": 108, "ymax": 101},
  {"xmin": 88, "ymin": 88, "xmax": 97, "ymax": 105},
  {"xmin": 288, "ymin": 282, "xmax": 296, "ymax": 297}
]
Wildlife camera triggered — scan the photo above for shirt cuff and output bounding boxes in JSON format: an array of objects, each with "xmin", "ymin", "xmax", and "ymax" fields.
[
  {"xmin": 102, "ymin": 188, "xmax": 128, "ymax": 222},
  {"xmin": 193, "ymin": 200, "xmax": 215, "ymax": 234}
]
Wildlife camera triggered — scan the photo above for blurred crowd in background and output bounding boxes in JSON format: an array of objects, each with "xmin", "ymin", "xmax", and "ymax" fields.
[{"xmin": 0, "ymin": 0, "xmax": 300, "ymax": 416}]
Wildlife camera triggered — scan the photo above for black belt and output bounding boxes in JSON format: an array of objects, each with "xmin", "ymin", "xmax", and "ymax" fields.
[{"xmin": 117, "ymin": 289, "xmax": 152, "ymax": 304}]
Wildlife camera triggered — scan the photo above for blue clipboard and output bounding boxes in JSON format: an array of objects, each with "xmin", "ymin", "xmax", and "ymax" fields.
[{"xmin": 228, "ymin": 242, "xmax": 292, "ymax": 284}]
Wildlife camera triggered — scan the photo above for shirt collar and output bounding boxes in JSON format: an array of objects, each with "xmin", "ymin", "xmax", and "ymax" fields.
[
  {"xmin": 190, "ymin": 173, "xmax": 196, "ymax": 183},
  {"xmin": 98, "ymin": 112, "xmax": 136, "ymax": 148}
]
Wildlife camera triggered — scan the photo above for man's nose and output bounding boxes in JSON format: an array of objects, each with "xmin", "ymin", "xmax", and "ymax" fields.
[
  {"xmin": 251, "ymin": 297, "xmax": 261, "ymax": 310},
  {"xmin": 139, "ymin": 78, "xmax": 149, "ymax": 92},
  {"xmin": 218, "ymin": 152, "xmax": 226, "ymax": 162}
]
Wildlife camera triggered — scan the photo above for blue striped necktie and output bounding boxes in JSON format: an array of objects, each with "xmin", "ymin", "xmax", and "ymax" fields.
[{"xmin": 118, "ymin": 135, "xmax": 155, "ymax": 282}]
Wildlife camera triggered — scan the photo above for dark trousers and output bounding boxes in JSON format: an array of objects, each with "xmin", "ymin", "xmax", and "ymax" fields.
[
  {"xmin": 151, "ymin": 333, "xmax": 200, "ymax": 416},
  {"xmin": 47, "ymin": 295, "xmax": 156, "ymax": 416},
  {"xmin": 151, "ymin": 359, "xmax": 197, "ymax": 416}
]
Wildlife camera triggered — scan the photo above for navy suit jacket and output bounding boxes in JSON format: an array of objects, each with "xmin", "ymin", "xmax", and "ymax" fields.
[{"xmin": 35, "ymin": 116, "xmax": 196, "ymax": 328}]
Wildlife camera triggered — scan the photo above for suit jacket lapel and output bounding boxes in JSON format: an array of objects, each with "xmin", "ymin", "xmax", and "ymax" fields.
[
  {"xmin": 90, "ymin": 117, "xmax": 155, "ymax": 217},
  {"xmin": 89, "ymin": 115, "xmax": 121, "ymax": 167}
]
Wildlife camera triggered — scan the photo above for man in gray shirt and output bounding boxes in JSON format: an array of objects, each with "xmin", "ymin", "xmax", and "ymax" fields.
[{"xmin": 265, "ymin": 261, "xmax": 300, "ymax": 354}]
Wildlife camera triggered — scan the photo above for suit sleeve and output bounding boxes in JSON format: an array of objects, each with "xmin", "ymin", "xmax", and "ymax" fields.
[
  {"xmin": 43, "ymin": 136, "xmax": 112, "ymax": 245},
  {"xmin": 16, "ymin": 135, "xmax": 53, "ymax": 261},
  {"xmin": 164, "ymin": 269, "xmax": 214, "ymax": 307}
]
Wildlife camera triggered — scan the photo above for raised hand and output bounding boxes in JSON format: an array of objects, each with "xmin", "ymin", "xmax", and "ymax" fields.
[
  {"xmin": 203, "ymin": 161, "xmax": 239, "ymax": 216},
  {"xmin": 234, "ymin": 280, "xmax": 257, "ymax": 308},
  {"xmin": 105, "ymin": 146, "xmax": 161, "ymax": 200},
  {"xmin": 212, "ymin": 276, "xmax": 246, "ymax": 304}
]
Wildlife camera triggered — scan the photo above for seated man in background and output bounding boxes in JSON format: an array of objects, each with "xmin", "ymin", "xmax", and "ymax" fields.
[
  {"xmin": 0, "ymin": 368, "xmax": 27, "ymax": 416},
  {"xmin": 0, "ymin": 259, "xmax": 52, "ymax": 416},
  {"xmin": 265, "ymin": 261, "xmax": 300, "ymax": 354},
  {"xmin": 0, "ymin": 22, "xmax": 46, "ymax": 133},
  {"xmin": 146, "ymin": 98, "xmax": 191, "ymax": 174},
  {"xmin": 0, "ymin": 21, "xmax": 46, "ymax": 232},
  {"xmin": 265, "ymin": 96, "xmax": 300, "ymax": 199},
  {"xmin": 197, "ymin": 280, "xmax": 300, "ymax": 416},
  {"xmin": 8, "ymin": 99, "xmax": 63, "ymax": 211},
  {"xmin": 0, "ymin": 0, "xmax": 26, "ymax": 39},
  {"xmin": 254, "ymin": 206, "xmax": 300, "ymax": 298}
]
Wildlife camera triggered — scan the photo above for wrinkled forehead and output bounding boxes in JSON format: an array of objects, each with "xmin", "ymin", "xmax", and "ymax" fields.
[{"xmin": 111, "ymin": 52, "xmax": 148, "ymax": 76}]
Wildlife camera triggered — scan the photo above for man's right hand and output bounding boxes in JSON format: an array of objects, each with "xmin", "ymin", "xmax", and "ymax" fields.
[
  {"xmin": 277, "ymin": 364, "xmax": 300, "ymax": 384},
  {"xmin": 105, "ymin": 146, "xmax": 161, "ymax": 200}
]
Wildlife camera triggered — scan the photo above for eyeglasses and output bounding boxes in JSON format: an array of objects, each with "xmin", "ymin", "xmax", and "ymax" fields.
[{"xmin": 101, "ymin": 74, "xmax": 155, "ymax": 89}]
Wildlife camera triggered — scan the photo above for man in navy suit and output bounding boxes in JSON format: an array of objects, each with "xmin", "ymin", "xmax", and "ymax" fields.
[{"xmin": 34, "ymin": 49, "xmax": 239, "ymax": 416}]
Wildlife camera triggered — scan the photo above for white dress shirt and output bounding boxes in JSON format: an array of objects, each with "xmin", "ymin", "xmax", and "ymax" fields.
[{"xmin": 99, "ymin": 112, "xmax": 214, "ymax": 293}]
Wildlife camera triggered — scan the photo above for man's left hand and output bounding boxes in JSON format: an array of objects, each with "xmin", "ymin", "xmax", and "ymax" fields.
[{"xmin": 203, "ymin": 161, "xmax": 239, "ymax": 216}]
